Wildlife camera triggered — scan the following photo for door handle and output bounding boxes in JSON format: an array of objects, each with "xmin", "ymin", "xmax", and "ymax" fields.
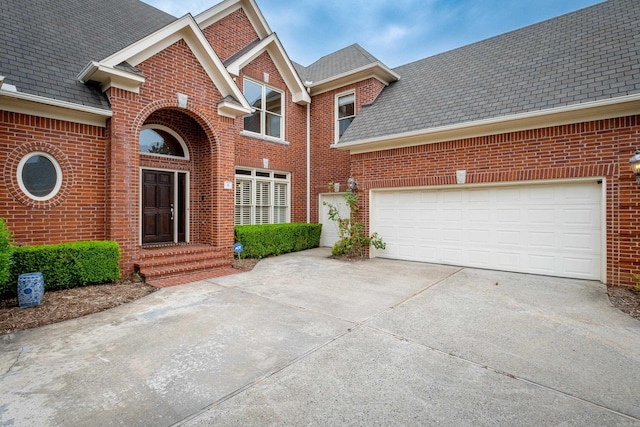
[{"xmin": 170, "ymin": 204, "xmax": 174, "ymax": 221}]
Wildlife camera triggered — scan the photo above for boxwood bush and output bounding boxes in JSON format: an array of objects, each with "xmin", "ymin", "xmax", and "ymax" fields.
[
  {"xmin": 0, "ymin": 218, "xmax": 12, "ymax": 288},
  {"xmin": 1, "ymin": 241, "xmax": 121, "ymax": 298},
  {"xmin": 235, "ymin": 223, "xmax": 321, "ymax": 259}
]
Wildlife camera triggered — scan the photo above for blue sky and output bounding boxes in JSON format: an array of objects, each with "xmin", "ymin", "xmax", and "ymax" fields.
[{"xmin": 143, "ymin": 0, "xmax": 603, "ymax": 68}]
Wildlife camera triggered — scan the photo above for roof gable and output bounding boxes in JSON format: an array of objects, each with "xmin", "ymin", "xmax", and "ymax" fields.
[
  {"xmin": 196, "ymin": 0, "xmax": 271, "ymax": 39},
  {"xmin": 78, "ymin": 15, "xmax": 252, "ymax": 118},
  {"xmin": 338, "ymin": 0, "xmax": 640, "ymax": 152},
  {"xmin": 225, "ymin": 34, "xmax": 311, "ymax": 105}
]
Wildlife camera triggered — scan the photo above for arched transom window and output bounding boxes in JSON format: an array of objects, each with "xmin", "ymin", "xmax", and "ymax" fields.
[{"xmin": 139, "ymin": 125, "xmax": 188, "ymax": 159}]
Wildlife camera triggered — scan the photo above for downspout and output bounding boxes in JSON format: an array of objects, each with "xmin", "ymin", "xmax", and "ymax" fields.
[{"xmin": 306, "ymin": 101, "xmax": 311, "ymax": 223}]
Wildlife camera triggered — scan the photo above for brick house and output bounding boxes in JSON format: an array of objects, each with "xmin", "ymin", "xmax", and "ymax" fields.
[{"xmin": 1, "ymin": 0, "xmax": 639, "ymax": 286}]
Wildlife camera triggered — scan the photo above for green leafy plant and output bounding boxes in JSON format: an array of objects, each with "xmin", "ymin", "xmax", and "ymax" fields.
[
  {"xmin": 0, "ymin": 218, "xmax": 13, "ymax": 288},
  {"xmin": 635, "ymin": 274, "xmax": 640, "ymax": 291},
  {"xmin": 324, "ymin": 192, "xmax": 385, "ymax": 258},
  {"xmin": 1, "ymin": 241, "xmax": 121, "ymax": 298},
  {"xmin": 235, "ymin": 223, "xmax": 322, "ymax": 259}
]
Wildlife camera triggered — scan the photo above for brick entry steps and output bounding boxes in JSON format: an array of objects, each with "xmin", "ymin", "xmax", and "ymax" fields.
[{"xmin": 135, "ymin": 245, "xmax": 240, "ymax": 288}]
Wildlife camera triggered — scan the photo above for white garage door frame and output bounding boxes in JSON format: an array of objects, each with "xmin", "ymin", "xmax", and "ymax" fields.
[{"xmin": 370, "ymin": 178, "xmax": 607, "ymax": 282}]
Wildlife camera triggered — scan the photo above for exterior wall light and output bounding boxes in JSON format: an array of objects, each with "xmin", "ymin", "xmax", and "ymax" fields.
[
  {"xmin": 347, "ymin": 175, "xmax": 358, "ymax": 192},
  {"xmin": 630, "ymin": 149, "xmax": 640, "ymax": 184}
]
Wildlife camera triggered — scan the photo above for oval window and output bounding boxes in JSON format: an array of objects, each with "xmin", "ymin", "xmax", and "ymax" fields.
[
  {"xmin": 18, "ymin": 152, "xmax": 62, "ymax": 200},
  {"xmin": 139, "ymin": 128, "xmax": 185, "ymax": 157}
]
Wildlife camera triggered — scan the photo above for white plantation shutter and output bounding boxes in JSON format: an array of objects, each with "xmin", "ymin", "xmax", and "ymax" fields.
[
  {"xmin": 274, "ymin": 182, "xmax": 287, "ymax": 223},
  {"xmin": 234, "ymin": 169, "xmax": 290, "ymax": 225},
  {"xmin": 255, "ymin": 181, "xmax": 271, "ymax": 224},
  {"xmin": 235, "ymin": 180, "xmax": 252, "ymax": 225}
]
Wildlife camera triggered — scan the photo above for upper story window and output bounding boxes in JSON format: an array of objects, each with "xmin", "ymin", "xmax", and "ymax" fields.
[
  {"xmin": 243, "ymin": 78, "xmax": 284, "ymax": 139},
  {"xmin": 139, "ymin": 125, "xmax": 188, "ymax": 159},
  {"xmin": 336, "ymin": 92, "xmax": 355, "ymax": 142}
]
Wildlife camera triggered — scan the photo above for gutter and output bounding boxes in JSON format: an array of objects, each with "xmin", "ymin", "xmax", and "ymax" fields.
[
  {"xmin": 0, "ymin": 88, "xmax": 112, "ymax": 127},
  {"xmin": 336, "ymin": 93, "xmax": 640, "ymax": 154}
]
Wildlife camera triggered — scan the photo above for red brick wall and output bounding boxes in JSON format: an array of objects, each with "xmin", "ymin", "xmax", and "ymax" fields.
[
  {"xmin": 0, "ymin": 111, "xmax": 107, "ymax": 245},
  {"xmin": 309, "ymin": 78, "xmax": 386, "ymax": 222},
  {"xmin": 235, "ymin": 52, "xmax": 308, "ymax": 222},
  {"xmin": 350, "ymin": 115, "xmax": 640, "ymax": 286},
  {"xmin": 106, "ymin": 39, "xmax": 238, "ymax": 274},
  {"xmin": 202, "ymin": 8, "xmax": 259, "ymax": 62}
]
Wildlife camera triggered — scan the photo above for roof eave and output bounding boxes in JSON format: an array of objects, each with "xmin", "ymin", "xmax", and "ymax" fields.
[
  {"xmin": 0, "ymin": 88, "xmax": 112, "ymax": 127},
  {"xmin": 78, "ymin": 62, "xmax": 146, "ymax": 94},
  {"xmin": 308, "ymin": 63, "xmax": 400, "ymax": 96},
  {"xmin": 335, "ymin": 94, "xmax": 640, "ymax": 154},
  {"xmin": 218, "ymin": 98, "xmax": 252, "ymax": 118}
]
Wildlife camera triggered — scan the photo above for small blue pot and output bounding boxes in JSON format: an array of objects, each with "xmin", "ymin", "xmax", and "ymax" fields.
[{"xmin": 18, "ymin": 272, "xmax": 44, "ymax": 308}]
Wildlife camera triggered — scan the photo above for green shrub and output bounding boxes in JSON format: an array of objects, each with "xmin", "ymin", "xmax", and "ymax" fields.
[
  {"xmin": 1, "ymin": 241, "xmax": 121, "ymax": 298},
  {"xmin": 235, "ymin": 223, "xmax": 322, "ymax": 259},
  {"xmin": 0, "ymin": 218, "xmax": 13, "ymax": 288}
]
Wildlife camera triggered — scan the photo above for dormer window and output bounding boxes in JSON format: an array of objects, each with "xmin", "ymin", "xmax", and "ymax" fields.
[
  {"xmin": 243, "ymin": 78, "xmax": 283, "ymax": 139},
  {"xmin": 336, "ymin": 92, "xmax": 355, "ymax": 142}
]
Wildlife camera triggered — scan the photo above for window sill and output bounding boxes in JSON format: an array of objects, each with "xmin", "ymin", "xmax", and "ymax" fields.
[{"xmin": 240, "ymin": 131, "xmax": 290, "ymax": 146}]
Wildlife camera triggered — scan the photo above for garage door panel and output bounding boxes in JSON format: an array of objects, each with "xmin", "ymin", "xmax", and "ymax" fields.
[
  {"xmin": 469, "ymin": 209, "xmax": 490, "ymax": 223},
  {"xmin": 528, "ymin": 209, "xmax": 555, "ymax": 224},
  {"xmin": 372, "ymin": 181, "xmax": 601, "ymax": 280}
]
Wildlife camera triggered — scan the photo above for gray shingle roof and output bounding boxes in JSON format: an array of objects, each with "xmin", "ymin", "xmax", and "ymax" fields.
[
  {"xmin": 297, "ymin": 44, "xmax": 383, "ymax": 83},
  {"xmin": 340, "ymin": 0, "xmax": 640, "ymax": 144},
  {"xmin": 0, "ymin": 0, "xmax": 176, "ymax": 110}
]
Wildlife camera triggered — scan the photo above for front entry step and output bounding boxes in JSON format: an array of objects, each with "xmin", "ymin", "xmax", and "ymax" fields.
[{"xmin": 135, "ymin": 245, "xmax": 237, "ymax": 287}]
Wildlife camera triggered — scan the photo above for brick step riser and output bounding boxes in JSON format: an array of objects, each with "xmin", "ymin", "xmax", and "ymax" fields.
[
  {"xmin": 139, "ymin": 259, "xmax": 231, "ymax": 281},
  {"xmin": 139, "ymin": 248, "xmax": 226, "ymax": 260},
  {"xmin": 137, "ymin": 252, "xmax": 229, "ymax": 269}
]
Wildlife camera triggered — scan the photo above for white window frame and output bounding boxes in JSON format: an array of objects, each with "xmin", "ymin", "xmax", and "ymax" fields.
[
  {"xmin": 335, "ymin": 91, "xmax": 355, "ymax": 142},
  {"xmin": 17, "ymin": 151, "xmax": 63, "ymax": 201},
  {"xmin": 234, "ymin": 168, "xmax": 290, "ymax": 225},
  {"xmin": 242, "ymin": 78, "xmax": 285, "ymax": 140}
]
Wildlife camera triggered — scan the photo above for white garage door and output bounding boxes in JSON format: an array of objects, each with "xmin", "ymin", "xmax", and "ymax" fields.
[
  {"xmin": 371, "ymin": 181, "xmax": 602, "ymax": 280},
  {"xmin": 319, "ymin": 194, "xmax": 351, "ymax": 247}
]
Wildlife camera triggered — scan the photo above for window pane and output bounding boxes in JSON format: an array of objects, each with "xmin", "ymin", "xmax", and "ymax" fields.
[
  {"xmin": 243, "ymin": 112, "xmax": 261, "ymax": 133},
  {"xmin": 338, "ymin": 94, "xmax": 355, "ymax": 118},
  {"xmin": 265, "ymin": 113, "xmax": 281, "ymax": 138},
  {"xmin": 139, "ymin": 129, "xmax": 185, "ymax": 157},
  {"xmin": 244, "ymin": 80, "xmax": 262, "ymax": 110},
  {"xmin": 265, "ymin": 88, "xmax": 281, "ymax": 114},
  {"xmin": 338, "ymin": 117, "xmax": 354, "ymax": 137},
  {"xmin": 22, "ymin": 155, "xmax": 57, "ymax": 197}
]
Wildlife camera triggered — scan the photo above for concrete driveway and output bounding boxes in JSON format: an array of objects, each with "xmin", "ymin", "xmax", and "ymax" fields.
[{"xmin": 1, "ymin": 248, "xmax": 639, "ymax": 426}]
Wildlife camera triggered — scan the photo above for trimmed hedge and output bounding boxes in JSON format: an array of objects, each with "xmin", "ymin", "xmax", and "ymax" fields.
[
  {"xmin": 0, "ymin": 218, "xmax": 12, "ymax": 287},
  {"xmin": 235, "ymin": 223, "xmax": 322, "ymax": 259},
  {"xmin": 1, "ymin": 241, "xmax": 121, "ymax": 297}
]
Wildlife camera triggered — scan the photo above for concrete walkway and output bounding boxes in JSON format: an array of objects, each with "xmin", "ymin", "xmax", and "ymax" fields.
[{"xmin": 1, "ymin": 248, "xmax": 639, "ymax": 426}]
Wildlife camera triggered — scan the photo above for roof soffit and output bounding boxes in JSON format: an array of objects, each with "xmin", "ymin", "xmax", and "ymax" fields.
[
  {"xmin": 77, "ymin": 15, "xmax": 252, "ymax": 117},
  {"xmin": 195, "ymin": 0, "xmax": 271, "ymax": 39},
  {"xmin": 226, "ymin": 34, "xmax": 311, "ymax": 105}
]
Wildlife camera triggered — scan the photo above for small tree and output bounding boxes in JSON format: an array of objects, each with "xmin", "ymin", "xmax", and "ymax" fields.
[{"xmin": 324, "ymin": 192, "xmax": 385, "ymax": 258}]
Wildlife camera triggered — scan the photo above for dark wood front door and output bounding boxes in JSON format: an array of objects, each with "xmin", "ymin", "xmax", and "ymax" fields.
[{"xmin": 142, "ymin": 170, "xmax": 174, "ymax": 244}]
